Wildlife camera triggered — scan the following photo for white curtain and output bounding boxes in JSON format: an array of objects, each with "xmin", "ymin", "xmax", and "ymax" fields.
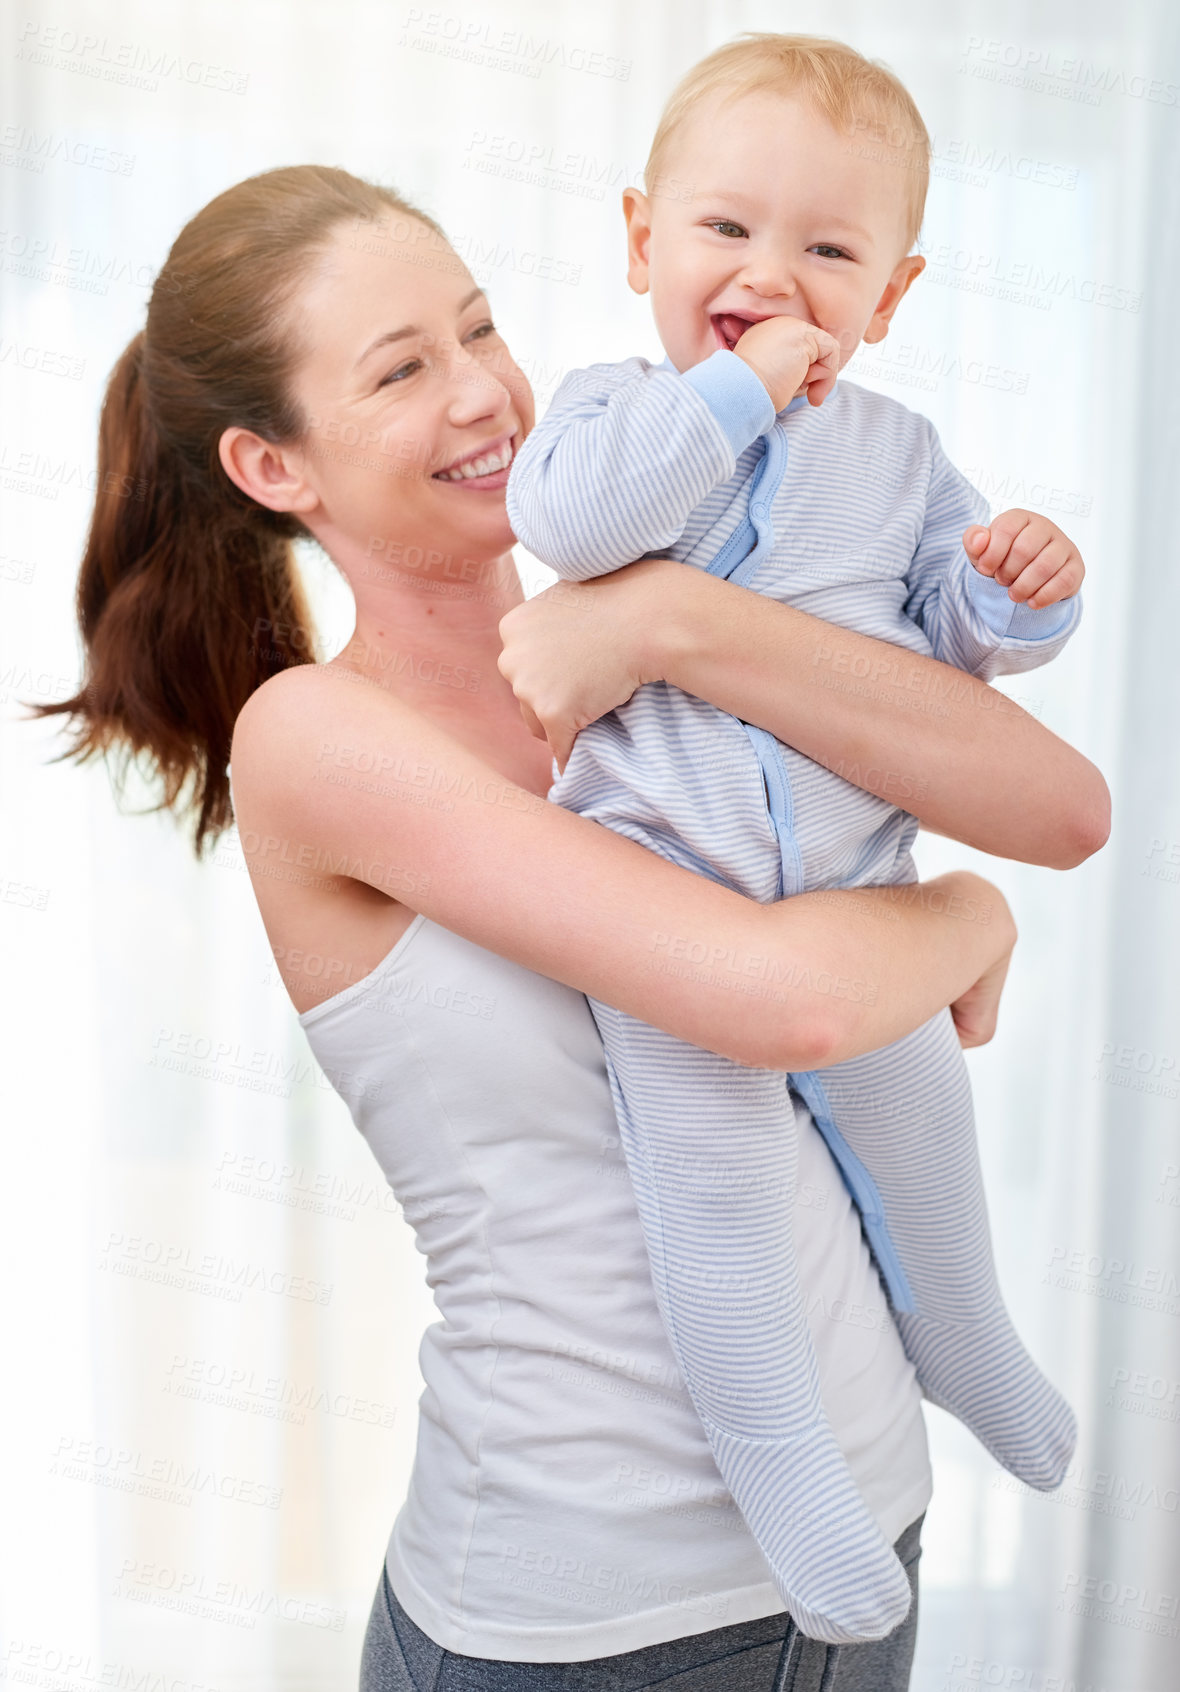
[{"xmin": 2, "ymin": 0, "xmax": 1176, "ymax": 1685}]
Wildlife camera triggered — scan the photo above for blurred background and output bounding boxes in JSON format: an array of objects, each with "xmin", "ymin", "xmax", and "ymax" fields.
[{"xmin": 1, "ymin": 0, "xmax": 1177, "ymax": 1686}]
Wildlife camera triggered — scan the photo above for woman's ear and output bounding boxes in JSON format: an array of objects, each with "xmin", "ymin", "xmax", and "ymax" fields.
[
  {"xmin": 622, "ymin": 188, "xmax": 653, "ymax": 296},
  {"xmin": 218, "ymin": 427, "xmax": 319, "ymax": 515}
]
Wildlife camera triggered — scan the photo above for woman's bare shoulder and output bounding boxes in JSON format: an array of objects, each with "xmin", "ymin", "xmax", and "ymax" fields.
[
  {"xmin": 224, "ymin": 661, "xmax": 859, "ymax": 1072},
  {"xmin": 230, "ymin": 661, "xmax": 421, "ymax": 804}
]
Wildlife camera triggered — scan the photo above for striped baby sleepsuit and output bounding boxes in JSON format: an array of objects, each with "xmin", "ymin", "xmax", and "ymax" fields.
[{"xmin": 506, "ymin": 349, "xmax": 1079, "ymax": 1645}]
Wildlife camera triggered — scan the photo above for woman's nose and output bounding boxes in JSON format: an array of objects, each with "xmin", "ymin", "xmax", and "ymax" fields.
[{"xmin": 445, "ymin": 338, "xmax": 513, "ymax": 422}]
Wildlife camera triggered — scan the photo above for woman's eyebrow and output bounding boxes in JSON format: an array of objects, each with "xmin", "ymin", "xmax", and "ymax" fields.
[{"xmin": 355, "ymin": 287, "xmax": 488, "ymax": 369}]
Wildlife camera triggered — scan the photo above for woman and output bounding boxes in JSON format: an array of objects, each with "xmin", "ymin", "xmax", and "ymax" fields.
[{"xmin": 44, "ymin": 167, "xmax": 1108, "ymax": 1690}]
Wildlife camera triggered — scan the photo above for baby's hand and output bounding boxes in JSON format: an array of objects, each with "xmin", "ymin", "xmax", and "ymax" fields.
[
  {"xmin": 732, "ymin": 316, "xmax": 841, "ymax": 413},
  {"xmin": 962, "ymin": 509, "xmax": 1085, "ymax": 608}
]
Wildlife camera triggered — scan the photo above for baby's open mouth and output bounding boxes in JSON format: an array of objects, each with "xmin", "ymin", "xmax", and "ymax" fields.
[{"xmin": 712, "ymin": 313, "xmax": 762, "ymax": 352}]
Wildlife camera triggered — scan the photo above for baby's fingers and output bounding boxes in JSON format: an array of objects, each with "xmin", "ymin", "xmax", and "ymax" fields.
[
  {"xmin": 1023, "ymin": 553, "xmax": 1085, "ymax": 608},
  {"xmin": 963, "ymin": 509, "xmax": 1034, "ymax": 577},
  {"xmin": 814, "ymin": 327, "xmax": 842, "ymax": 365},
  {"xmin": 805, "ymin": 360, "xmax": 838, "ymax": 405},
  {"xmin": 804, "ymin": 332, "xmax": 841, "ymax": 406},
  {"xmin": 1000, "ymin": 539, "xmax": 1070, "ymax": 603}
]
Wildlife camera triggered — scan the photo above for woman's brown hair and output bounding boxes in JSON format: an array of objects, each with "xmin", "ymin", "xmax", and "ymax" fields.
[{"xmin": 36, "ymin": 165, "xmax": 445, "ymax": 853}]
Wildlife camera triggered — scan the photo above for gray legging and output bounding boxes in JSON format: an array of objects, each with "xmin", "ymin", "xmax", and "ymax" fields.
[{"xmin": 359, "ymin": 1516, "xmax": 923, "ymax": 1691}]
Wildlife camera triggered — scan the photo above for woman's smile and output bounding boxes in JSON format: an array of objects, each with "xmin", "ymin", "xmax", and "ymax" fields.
[{"xmin": 431, "ymin": 429, "xmax": 519, "ymax": 490}]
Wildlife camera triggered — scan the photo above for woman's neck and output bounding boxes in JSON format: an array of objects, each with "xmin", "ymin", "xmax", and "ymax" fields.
[{"xmin": 333, "ymin": 549, "xmax": 555, "ymax": 795}]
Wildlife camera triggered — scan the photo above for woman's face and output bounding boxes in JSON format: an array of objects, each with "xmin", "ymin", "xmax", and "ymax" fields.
[{"xmin": 287, "ymin": 213, "xmax": 534, "ymax": 572}]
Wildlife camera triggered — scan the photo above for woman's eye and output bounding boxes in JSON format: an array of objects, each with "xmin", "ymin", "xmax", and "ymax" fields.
[
  {"xmin": 378, "ymin": 359, "xmax": 422, "ymax": 388},
  {"xmin": 811, "ymin": 244, "xmax": 849, "ymax": 260},
  {"xmin": 466, "ymin": 320, "xmax": 497, "ymax": 341},
  {"xmin": 708, "ymin": 221, "xmax": 748, "ymax": 239}
]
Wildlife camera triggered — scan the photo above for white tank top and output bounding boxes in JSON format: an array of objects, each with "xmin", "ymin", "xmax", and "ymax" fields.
[{"xmin": 298, "ymin": 915, "xmax": 930, "ymax": 1662}]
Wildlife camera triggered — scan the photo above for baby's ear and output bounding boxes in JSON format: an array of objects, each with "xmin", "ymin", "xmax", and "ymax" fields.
[
  {"xmin": 622, "ymin": 188, "xmax": 653, "ymax": 295},
  {"xmin": 863, "ymin": 253, "xmax": 925, "ymax": 345}
]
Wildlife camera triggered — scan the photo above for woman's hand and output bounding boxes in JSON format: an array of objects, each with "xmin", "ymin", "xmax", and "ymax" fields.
[
  {"xmin": 497, "ymin": 560, "xmax": 674, "ymax": 771},
  {"xmin": 948, "ymin": 929, "xmax": 1015, "ymax": 1049},
  {"xmin": 644, "ymin": 565, "xmax": 1109, "ymax": 869},
  {"xmin": 237, "ymin": 671, "xmax": 1024, "ymax": 1074},
  {"xmin": 503, "ymin": 558, "xmax": 1109, "ymax": 865},
  {"xmin": 813, "ymin": 871, "xmax": 1018, "ymax": 1067}
]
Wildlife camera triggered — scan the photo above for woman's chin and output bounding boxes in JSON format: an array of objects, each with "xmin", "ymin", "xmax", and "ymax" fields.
[
  {"xmin": 363, "ymin": 492, "xmax": 515, "ymax": 563},
  {"xmin": 458, "ymin": 505, "xmax": 517, "ymax": 557},
  {"xmin": 428, "ymin": 507, "xmax": 518, "ymax": 569}
]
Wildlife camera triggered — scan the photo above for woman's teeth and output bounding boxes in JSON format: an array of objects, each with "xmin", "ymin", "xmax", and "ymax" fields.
[{"xmin": 436, "ymin": 440, "xmax": 515, "ymax": 481}]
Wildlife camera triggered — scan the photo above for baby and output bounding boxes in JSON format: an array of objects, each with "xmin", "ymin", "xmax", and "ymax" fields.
[{"xmin": 507, "ymin": 34, "xmax": 1082, "ymax": 1644}]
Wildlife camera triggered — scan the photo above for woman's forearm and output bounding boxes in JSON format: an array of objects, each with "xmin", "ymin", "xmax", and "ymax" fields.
[
  {"xmin": 243, "ymin": 668, "xmax": 1014, "ymax": 1074},
  {"xmin": 655, "ymin": 564, "xmax": 1110, "ymax": 868},
  {"xmin": 779, "ymin": 874, "xmax": 1014, "ymax": 1066}
]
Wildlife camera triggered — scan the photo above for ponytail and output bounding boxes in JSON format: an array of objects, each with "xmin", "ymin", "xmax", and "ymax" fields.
[
  {"xmin": 36, "ymin": 166, "xmax": 444, "ymax": 854},
  {"xmin": 38, "ymin": 329, "xmax": 312, "ymax": 852}
]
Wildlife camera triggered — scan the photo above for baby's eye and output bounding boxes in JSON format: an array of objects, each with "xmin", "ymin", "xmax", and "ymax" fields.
[
  {"xmin": 378, "ymin": 358, "xmax": 423, "ymax": 388},
  {"xmin": 810, "ymin": 244, "xmax": 850, "ymax": 260},
  {"xmin": 707, "ymin": 220, "xmax": 748, "ymax": 240}
]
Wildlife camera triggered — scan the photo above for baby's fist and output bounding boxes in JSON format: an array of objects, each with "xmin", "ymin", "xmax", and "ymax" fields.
[
  {"xmin": 732, "ymin": 316, "xmax": 841, "ymax": 413},
  {"xmin": 963, "ymin": 509, "xmax": 1085, "ymax": 608}
]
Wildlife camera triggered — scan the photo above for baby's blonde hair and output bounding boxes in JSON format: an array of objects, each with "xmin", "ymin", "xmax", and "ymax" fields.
[{"xmin": 646, "ymin": 33, "xmax": 930, "ymax": 252}]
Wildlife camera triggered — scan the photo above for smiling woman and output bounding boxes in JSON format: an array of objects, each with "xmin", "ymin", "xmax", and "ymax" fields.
[
  {"xmin": 351, "ymin": 278, "xmax": 517, "ymax": 485},
  {"xmin": 235, "ymin": 216, "xmax": 533, "ymax": 577},
  {"xmin": 36, "ymin": 169, "xmax": 465, "ymax": 847},
  {"xmin": 36, "ymin": 163, "xmax": 1108, "ymax": 1691}
]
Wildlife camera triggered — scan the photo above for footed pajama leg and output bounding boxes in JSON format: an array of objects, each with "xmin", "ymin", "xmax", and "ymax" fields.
[
  {"xmin": 791, "ymin": 1009, "xmax": 1075, "ymax": 1490},
  {"xmin": 589, "ymin": 995, "xmax": 913, "ymax": 1646}
]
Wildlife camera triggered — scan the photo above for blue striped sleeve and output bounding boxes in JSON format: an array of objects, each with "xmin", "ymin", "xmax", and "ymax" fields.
[
  {"xmin": 681, "ymin": 350, "xmax": 777, "ymax": 454},
  {"xmin": 506, "ymin": 355, "xmax": 771, "ymax": 581},
  {"xmin": 905, "ymin": 426, "xmax": 1081, "ymax": 680}
]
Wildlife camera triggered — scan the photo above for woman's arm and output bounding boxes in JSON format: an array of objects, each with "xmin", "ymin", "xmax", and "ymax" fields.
[
  {"xmin": 231, "ymin": 664, "xmax": 1014, "ymax": 1074},
  {"xmin": 497, "ymin": 559, "xmax": 1111, "ymax": 869}
]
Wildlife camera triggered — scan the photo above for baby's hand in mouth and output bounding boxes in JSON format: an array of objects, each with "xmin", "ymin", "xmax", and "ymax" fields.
[{"xmin": 721, "ymin": 315, "xmax": 841, "ymax": 412}]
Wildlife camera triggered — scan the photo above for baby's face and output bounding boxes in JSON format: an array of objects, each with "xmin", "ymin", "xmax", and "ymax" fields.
[{"xmin": 627, "ymin": 90, "xmax": 923, "ymax": 376}]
